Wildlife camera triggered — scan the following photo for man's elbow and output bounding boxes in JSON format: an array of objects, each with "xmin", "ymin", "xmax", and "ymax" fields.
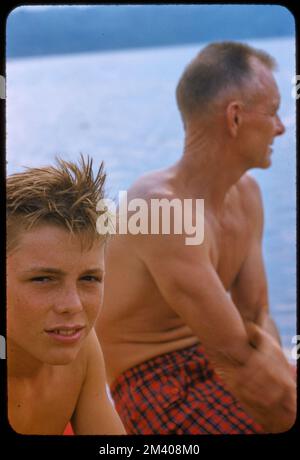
[
  {"xmin": 265, "ymin": 381, "xmax": 297, "ymax": 433},
  {"xmin": 261, "ymin": 397, "xmax": 297, "ymax": 433},
  {"xmin": 236, "ymin": 368, "xmax": 297, "ymax": 433},
  {"xmin": 278, "ymin": 407, "xmax": 297, "ymax": 433}
]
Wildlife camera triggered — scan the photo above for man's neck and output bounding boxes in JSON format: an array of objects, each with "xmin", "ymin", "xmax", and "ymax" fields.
[{"xmin": 173, "ymin": 130, "xmax": 247, "ymax": 214}]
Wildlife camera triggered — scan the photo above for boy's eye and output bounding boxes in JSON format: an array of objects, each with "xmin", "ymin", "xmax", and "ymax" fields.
[
  {"xmin": 30, "ymin": 276, "xmax": 53, "ymax": 283},
  {"xmin": 81, "ymin": 275, "xmax": 102, "ymax": 283}
]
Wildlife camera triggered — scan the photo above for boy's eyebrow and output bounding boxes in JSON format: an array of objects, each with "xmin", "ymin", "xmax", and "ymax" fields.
[
  {"xmin": 80, "ymin": 268, "xmax": 104, "ymax": 275},
  {"xmin": 24, "ymin": 267, "xmax": 65, "ymax": 275},
  {"xmin": 24, "ymin": 267, "xmax": 104, "ymax": 275}
]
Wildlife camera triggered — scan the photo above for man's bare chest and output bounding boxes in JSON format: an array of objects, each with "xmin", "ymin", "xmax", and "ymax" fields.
[{"xmin": 208, "ymin": 209, "xmax": 252, "ymax": 291}]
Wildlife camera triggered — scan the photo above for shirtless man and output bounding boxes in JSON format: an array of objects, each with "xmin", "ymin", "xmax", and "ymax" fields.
[
  {"xmin": 6, "ymin": 156, "xmax": 125, "ymax": 435},
  {"xmin": 96, "ymin": 42, "xmax": 296, "ymax": 434}
]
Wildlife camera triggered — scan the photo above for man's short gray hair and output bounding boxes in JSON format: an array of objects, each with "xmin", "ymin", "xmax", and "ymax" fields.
[{"xmin": 176, "ymin": 41, "xmax": 277, "ymax": 126}]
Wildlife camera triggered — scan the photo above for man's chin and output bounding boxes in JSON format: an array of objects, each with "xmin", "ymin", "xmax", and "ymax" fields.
[
  {"xmin": 261, "ymin": 158, "xmax": 272, "ymax": 169},
  {"xmin": 259, "ymin": 153, "xmax": 272, "ymax": 169}
]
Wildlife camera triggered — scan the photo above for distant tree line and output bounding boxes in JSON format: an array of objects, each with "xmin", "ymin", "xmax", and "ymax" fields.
[{"xmin": 7, "ymin": 5, "xmax": 295, "ymax": 59}]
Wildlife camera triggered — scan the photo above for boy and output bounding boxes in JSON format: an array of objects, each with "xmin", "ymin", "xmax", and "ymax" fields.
[{"xmin": 6, "ymin": 156, "xmax": 125, "ymax": 435}]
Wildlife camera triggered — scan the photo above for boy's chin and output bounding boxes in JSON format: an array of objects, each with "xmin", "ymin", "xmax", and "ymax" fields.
[{"xmin": 45, "ymin": 350, "xmax": 80, "ymax": 366}]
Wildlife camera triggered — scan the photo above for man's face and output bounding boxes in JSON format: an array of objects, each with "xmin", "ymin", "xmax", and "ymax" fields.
[
  {"xmin": 7, "ymin": 224, "xmax": 105, "ymax": 367},
  {"xmin": 240, "ymin": 61, "xmax": 285, "ymax": 169}
]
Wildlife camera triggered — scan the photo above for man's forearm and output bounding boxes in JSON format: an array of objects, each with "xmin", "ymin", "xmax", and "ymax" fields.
[
  {"xmin": 206, "ymin": 323, "xmax": 296, "ymax": 433},
  {"xmin": 256, "ymin": 310, "xmax": 281, "ymax": 345}
]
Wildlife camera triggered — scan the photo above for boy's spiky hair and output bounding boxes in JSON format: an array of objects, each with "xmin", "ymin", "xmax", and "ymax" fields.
[{"xmin": 7, "ymin": 155, "xmax": 107, "ymax": 252}]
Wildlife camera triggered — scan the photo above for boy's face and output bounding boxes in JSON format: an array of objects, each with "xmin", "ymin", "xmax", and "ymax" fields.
[{"xmin": 7, "ymin": 224, "xmax": 105, "ymax": 367}]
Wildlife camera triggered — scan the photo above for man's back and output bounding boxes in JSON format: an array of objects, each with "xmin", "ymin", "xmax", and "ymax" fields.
[{"xmin": 97, "ymin": 169, "xmax": 259, "ymax": 384}]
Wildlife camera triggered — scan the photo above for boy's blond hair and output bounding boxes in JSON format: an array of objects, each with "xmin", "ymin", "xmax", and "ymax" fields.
[{"xmin": 7, "ymin": 155, "xmax": 106, "ymax": 252}]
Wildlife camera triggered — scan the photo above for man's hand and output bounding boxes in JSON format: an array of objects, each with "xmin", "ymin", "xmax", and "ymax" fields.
[{"xmin": 221, "ymin": 322, "xmax": 296, "ymax": 433}]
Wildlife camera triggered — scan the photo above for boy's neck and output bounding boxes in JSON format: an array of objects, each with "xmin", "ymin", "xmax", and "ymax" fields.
[{"xmin": 7, "ymin": 339, "xmax": 46, "ymax": 379}]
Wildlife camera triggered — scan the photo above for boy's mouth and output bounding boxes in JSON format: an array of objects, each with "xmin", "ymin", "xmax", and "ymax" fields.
[{"xmin": 45, "ymin": 325, "xmax": 86, "ymax": 342}]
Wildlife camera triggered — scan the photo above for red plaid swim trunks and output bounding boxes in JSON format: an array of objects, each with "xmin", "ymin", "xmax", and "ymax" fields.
[{"xmin": 110, "ymin": 343, "xmax": 264, "ymax": 434}]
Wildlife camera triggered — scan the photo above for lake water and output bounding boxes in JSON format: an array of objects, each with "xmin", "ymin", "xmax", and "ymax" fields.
[{"xmin": 6, "ymin": 37, "xmax": 296, "ymax": 351}]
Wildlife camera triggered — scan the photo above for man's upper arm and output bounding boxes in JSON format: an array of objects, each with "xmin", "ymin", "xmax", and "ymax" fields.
[
  {"xmin": 134, "ymin": 231, "xmax": 252, "ymax": 365},
  {"xmin": 71, "ymin": 329, "xmax": 125, "ymax": 435},
  {"xmin": 231, "ymin": 176, "xmax": 269, "ymax": 319}
]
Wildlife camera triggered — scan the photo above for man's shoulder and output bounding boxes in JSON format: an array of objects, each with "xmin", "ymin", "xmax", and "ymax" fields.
[
  {"xmin": 237, "ymin": 173, "xmax": 263, "ymax": 212},
  {"xmin": 127, "ymin": 168, "xmax": 175, "ymax": 202},
  {"xmin": 238, "ymin": 173, "xmax": 261, "ymax": 194}
]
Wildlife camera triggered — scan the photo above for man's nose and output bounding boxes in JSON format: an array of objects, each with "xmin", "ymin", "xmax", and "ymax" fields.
[
  {"xmin": 275, "ymin": 115, "xmax": 286, "ymax": 136},
  {"xmin": 53, "ymin": 285, "xmax": 83, "ymax": 315}
]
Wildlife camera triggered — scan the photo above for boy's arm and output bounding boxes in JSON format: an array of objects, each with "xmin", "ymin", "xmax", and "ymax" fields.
[{"xmin": 71, "ymin": 329, "xmax": 126, "ymax": 435}]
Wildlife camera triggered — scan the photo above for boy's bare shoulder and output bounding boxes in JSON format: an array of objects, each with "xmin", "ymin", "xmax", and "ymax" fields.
[{"xmin": 77, "ymin": 329, "xmax": 101, "ymax": 364}]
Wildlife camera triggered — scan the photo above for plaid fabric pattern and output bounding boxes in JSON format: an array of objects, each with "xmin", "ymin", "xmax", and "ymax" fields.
[{"xmin": 110, "ymin": 343, "xmax": 264, "ymax": 434}]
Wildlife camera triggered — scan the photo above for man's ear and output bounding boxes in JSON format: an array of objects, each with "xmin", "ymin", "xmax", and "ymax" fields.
[{"xmin": 226, "ymin": 101, "xmax": 243, "ymax": 137}]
